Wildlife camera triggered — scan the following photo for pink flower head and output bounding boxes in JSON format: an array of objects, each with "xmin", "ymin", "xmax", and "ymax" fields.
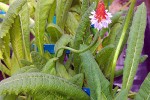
[{"xmin": 89, "ymin": 1, "xmax": 112, "ymax": 31}]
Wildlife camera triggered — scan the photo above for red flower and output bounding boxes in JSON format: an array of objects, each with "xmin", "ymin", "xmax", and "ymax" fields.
[{"xmin": 89, "ymin": 1, "xmax": 112, "ymax": 30}]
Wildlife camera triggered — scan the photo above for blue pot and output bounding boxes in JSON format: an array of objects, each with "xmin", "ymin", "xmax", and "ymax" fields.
[
  {"xmin": 82, "ymin": 87, "xmax": 90, "ymax": 96},
  {"xmin": 32, "ymin": 44, "xmax": 70, "ymax": 54}
]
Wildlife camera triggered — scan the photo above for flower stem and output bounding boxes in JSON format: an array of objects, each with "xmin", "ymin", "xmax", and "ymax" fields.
[{"xmin": 56, "ymin": 31, "xmax": 100, "ymax": 57}]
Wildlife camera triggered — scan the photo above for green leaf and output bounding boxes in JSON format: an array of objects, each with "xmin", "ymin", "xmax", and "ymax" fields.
[
  {"xmin": 109, "ymin": 11, "xmax": 123, "ymax": 27},
  {"xmin": 71, "ymin": 0, "xmax": 80, "ymax": 7},
  {"xmin": 0, "ymin": 0, "xmax": 9, "ymax": 4},
  {"xmin": 102, "ymin": 23, "xmax": 122, "ymax": 47},
  {"xmin": 34, "ymin": 91, "xmax": 69, "ymax": 100},
  {"xmin": 68, "ymin": 69, "xmax": 76, "ymax": 77},
  {"xmin": 115, "ymin": 69, "xmax": 123, "ymax": 78},
  {"xmin": 112, "ymin": 86, "xmax": 119, "ymax": 96},
  {"xmin": 104, "ymin": 0, "xmax": 114, "ymax": 8},
  {"xmin": 10, "ymin": 16, "xmax": 24, "ymax": 66},
  {"xmin": 73, "ymin": 3, "xmax": 96, "ymax": 49},
  {"xmin": 14, "ymin": 65, "xmax": 39, "ymax": 75},
  {"xmin": 90, "ymin": 36, "xmax": 102, "ymax": 53},
  {"xmin": 65, "ymin": 12, "xmax": 79, "ymax": 35},
  {"xmin": 99, "ymin": 28, "xmax": 108, "ymax": 39},
  {"xmin": 70, "ymin": 6, "xmax": 81, "ymax": 17},
  {"xmin": 55, "ymin": 34, "xmax": 72, "ymax": 57},
  {"xmin": 0, "ymin": 50, "xmax": 3, "ymax": 59},
  {"xmin": 56, "ymin": 0, "xmax": 73, "ymax": 29},
  {"xmin": 0, "ymin": 73, "xmax": 90, "ymax": 100},
  {"xmin": 69, "ymin": 73, "xmax": 84, "ymax": 88},
  {"xmin": 1, "ymin": 0, "xmax": 29, "ymax": 69},
  {"xmin": 10, "ymin": 53, "xmax": 20, "ymax": 75},
  {"xmin": 115, "ymin": 89, "xmax": 128, "ymax": 100},
  {"xmin": 135, "ymin": 73, "xmax": 150, "ymax": 100},
  {"xmin": 0, "ymin": 0, "xmax": 27, "ymax": 38},
  {"xmin": 34, "ymin": 0, "xmax": 55, "ymax": 55},
  {"xmin": 81, "ymin": 0, "xmax": 89, "ymax": 16},
  {"xmin": 20, "ymin": 59, "xmax": 32, "ymax": 67},
  {"xmin": 73, "ymin": 3, "xmax": 96, "ymax": 71},
  {"xmin": 31, "ymin": 51, "xmax": 47, "ymax": 70},
  {"xmin": 27, "ymin": 0, "xmax": 35, "ymax": 18},
  {"xmin": 47, "ymin": 0, "xmax": 56, "ymax": 24},
  {"xmin": 107, "ymin": 0, "xmax": 136, "ymax": 90},
  {"xmin": 139, "ymin": 55, "xmax": 148, "ymax": 64},
  {"xmin": 80, "ymin": 45, "xmax": 110, "ymax": 100},
  {"xmin": 19, "ymin": 3, "xmax": 30, "ymax": 61},
  {"xmin": 46, "ymin": 23, "xmax": 64, "ymax": 43},
  {"xmin": 56, "ymin": 62, "xmax": 71, "ymax": 79},
  {"xmin": 0, "ymin": 62, "xmax": 11, "ymax": 76},
  {"xmin": 101, "ymin": 92, "xmax": 107, "ymax": 100},
  {"xmin": 85, "ymin": 34, "xmax": 93, "ymax": 45},
  {"xmin": 2, "ymin": 35, "xmax": 11, "ymax": 69},
  {"xmin": 95, "ymin": 44, "xmax": 114, "ymax": 71},
  {"xmin": 122, "ymin": 3, "xmax": 147, "ymax": 91},
  {"xmin": 0, "ymin": 95, "xmax": 17, "ymax": 100},
  {"xmin": 43, "ymin": 51, "xmax": 52, "ymax": 59},
  {"xmin": 42, "ymin": 57, "xmax": 58, "ymax": 75}
]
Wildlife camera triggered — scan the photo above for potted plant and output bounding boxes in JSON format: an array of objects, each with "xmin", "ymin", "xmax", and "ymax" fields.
[{"xmin": 0, "ymin": 0, "xmax": 149, "ymax": 100}]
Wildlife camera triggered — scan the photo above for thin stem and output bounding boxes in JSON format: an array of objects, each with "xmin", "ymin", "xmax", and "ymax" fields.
[
  {"xmin": 56, "ymin": 31, "xmax": 100, "ymax": 57},
  {"xmin": 0, "ymin": 2, "xmax": 9, "ymax": 12}
]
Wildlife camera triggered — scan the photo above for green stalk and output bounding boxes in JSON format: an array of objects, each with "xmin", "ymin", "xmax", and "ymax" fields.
[
  {"xmin": 56, "ymin": 31, "xmax": 100, "ymax": 57},
  {"xmin": 0, "ymin": 2, "xmax": 9, "ymax": 12},
  {"xmin": 109, "ymin": 0, "xmax": 136, "ymax": 92}
]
